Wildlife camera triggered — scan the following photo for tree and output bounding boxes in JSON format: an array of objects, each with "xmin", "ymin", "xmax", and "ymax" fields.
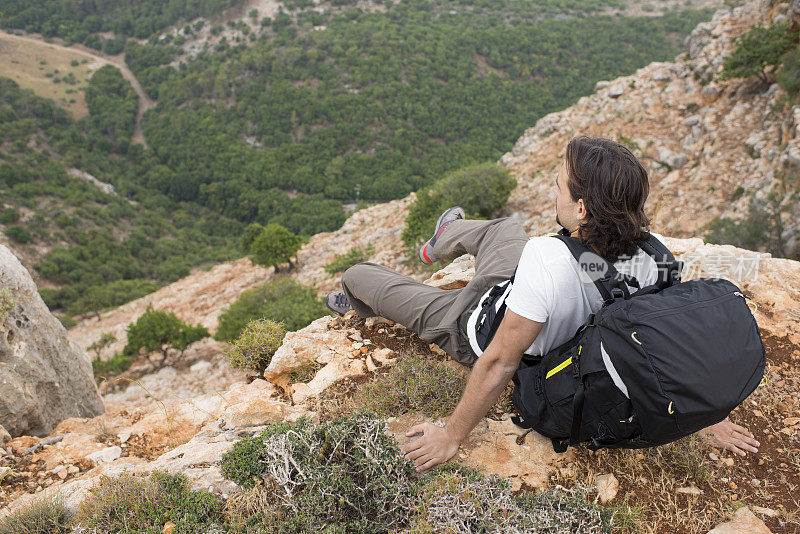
[
  {"xmin": 720, "ymin": 22, "xmax": 795, "ymax": 84},
  {"xmin": 87, "ymin": 333, "xmax": 117, "ymax": 359},
  {"xmin": 122, "ymin": 304, "xmax": 209, "ymax": 369},
  {"xmin": 249, "ymin": 223, "xmax": 303, "ymax": 271},
  {"xmin": 241, "ymin": 222, "xmax": 265, "ymax": 253}
]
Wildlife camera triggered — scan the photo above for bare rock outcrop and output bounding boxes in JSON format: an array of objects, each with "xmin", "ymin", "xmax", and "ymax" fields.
[{"xmin": 0, "ymin": 245, "xmax": 104, "ymax": 437}]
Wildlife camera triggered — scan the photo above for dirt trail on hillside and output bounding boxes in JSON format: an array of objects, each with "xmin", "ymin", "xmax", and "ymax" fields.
[{"xmin": 0, "ymin": 30, "xmax": 155, "ymax": 147}]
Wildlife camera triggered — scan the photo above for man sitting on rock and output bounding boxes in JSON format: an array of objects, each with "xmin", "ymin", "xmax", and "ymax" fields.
[{"xmin": 326, "ymin": 136, "xmax": 759, "ymax": 472}]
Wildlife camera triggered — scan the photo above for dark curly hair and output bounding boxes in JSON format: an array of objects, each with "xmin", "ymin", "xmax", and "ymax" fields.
[{"xmin": 565, "ymin": 136, "xmax": 651, "ymax": 262}]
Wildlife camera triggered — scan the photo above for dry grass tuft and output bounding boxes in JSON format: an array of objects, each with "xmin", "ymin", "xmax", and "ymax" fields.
[{"xmin": 0, "ymin": 497, "xmax": 72, "ymax": 534}]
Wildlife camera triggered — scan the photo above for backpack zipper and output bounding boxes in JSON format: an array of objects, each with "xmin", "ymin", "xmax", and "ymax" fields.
[{"xmin": 633, "ymin": 290, "xmax": 742, "ymax": 321}]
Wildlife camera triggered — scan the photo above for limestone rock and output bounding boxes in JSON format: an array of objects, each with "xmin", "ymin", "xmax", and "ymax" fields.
[
  {"xmin": 706, "ymin": 507, "xmax": 772, "ymax": 534},
  {"xmin": 423, "ymin": 254, "xmax": 475, "ymax": 289},
  {"xmin": 387, "ymin": 414, "xmax": 572, "ymax": 492},
  {"xmin": 607, "ymin": 83, "xmax": 625, "ymax": 98},
  {"xmin": 0, "ymin": 424, "xmax": 10, "ymax": 446},
  {"xmin": 0, "ymin": 245, "xmax": 104, "ymax": 437},
  {"xmin": 86, "ymin": 446, "xmax": 122, "ymax": 465},
  {"xmin": 657, "ymin": 146, "xmax": 689, "ymax": 170},
  {"xmin": 263, "ymin": 316, "xmax": 374, "ymax": 404},
  {"xmin": 220, "ymin": 397, "xmax": 286, "ymax": 429}
]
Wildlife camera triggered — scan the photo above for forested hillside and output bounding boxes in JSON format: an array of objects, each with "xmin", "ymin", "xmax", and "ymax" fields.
[
  {"xmin": 0, "ymin": 0, "xmax": 244, "ymax": 50},
  {"xmin": 132, "ymin": 1, "xmax": 712, "ymax": 230},
  {"xmin": 0, "ymin": 0, "xmax": 715, "ymax": 324}
]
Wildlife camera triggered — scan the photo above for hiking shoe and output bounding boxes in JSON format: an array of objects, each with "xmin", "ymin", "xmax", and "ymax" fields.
[
  {"xmin": 326, "ymin": 290, "xmax": 352, "ymax": 317},
  {"xmin": 419, "ymin": 206, "xmax": 465, "ymax": 264}
]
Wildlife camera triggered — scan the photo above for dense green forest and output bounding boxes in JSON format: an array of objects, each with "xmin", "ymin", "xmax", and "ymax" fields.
[
  {"xmin": 132, "ymin": 1, "xmax": 711, "ymax": 229},
  {"xmin": 0, "ymin": 0, "xmax": 714, "ymax": 323},
  {"xmin": 0, "ymin": 0, "xmax": 243, "ymax": 49}
]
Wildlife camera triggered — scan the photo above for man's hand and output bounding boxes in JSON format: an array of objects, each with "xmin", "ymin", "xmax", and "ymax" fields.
[
  {"xmin": 696, "ymin": 417, "xmax": 759, "ymax": 456},
  {"xmin": 401, "ymin": 422, "xmax": 459, "ymax": 472},
  {"xmin": 400, "ymin": 310, "xmax": 543, "ymax": 473}
]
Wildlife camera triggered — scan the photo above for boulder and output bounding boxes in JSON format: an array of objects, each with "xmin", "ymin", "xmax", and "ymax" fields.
[
  {"xmin": 0, "ymin": 245, "xmax": 104, "ymax": 437},
  {"xmin": 706, "ymin": 507, "xmax": 772, "ymax": 534}
]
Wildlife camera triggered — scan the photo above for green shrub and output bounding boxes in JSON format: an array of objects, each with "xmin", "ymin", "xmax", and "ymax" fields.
[
  {"xmin": 221, "ymin": 413, "xmax": 417, "ymax": 533},
  {"xmin": 778, "ymin": 45, "xmax": 800, "ymax": 100},
  {"xmin": 705, "ymin": 193, "xmax": 790, "ymax": 257},
  {"xmin": 75, "ymin": 471, "xmax": 223, "ymax": 533},
  {"xmin": 221, "ymin": 413, "xmax": 607, "ymax": 533},
  {"xmin": 0, "ymin": 496, "xmax": 72, "ymax": 534},
  {"xmin": 0, "ymin": 288, "xmax": 16, "ymax": 323},
  {"xmin": 214, "ymin": 277, "xmax": 327, "ymax": 342},
  {"xmin": 402, "ymin": 163, "xmax": 516, "ymax": 250},
  {"xmin": 56, "ymin": 313, "xmax": 77, "ymax": 329},
  {"xmin": 411, "ymin": 464, "xmax": 607, "ymax": 533},
  {"xmin": 0, "ymin": 207, "xmax": 20, "ymax": 223},
  {"xmin": 5, "ymin": 225, "xmax": 32, "ymax": 243},
  {"xmin": 92, "ymin": 352, "xmax": 132, "ymax": 380},
  {"xmin": 324, "ymin": 244, "xmax": 374, "ymax": 274},
  {"xmin": 225, "ymin": 318, "xmax": 286, "ymax": 374},
  {"xmin": 122, "ymin": 304, "xmax": 209, "ymax": 369},
  {"xmin": 720, "ymin": 21, "xmax": 795, "ymax": 83},
  {"xmin": 353, "ymin": 354, "xmax": 468, "ymax": 418}
]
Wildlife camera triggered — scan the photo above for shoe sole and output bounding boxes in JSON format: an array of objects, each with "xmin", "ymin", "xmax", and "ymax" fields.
[{"xmin": 326, "ymin": 296, "xmax": 349, "ymax": 317}]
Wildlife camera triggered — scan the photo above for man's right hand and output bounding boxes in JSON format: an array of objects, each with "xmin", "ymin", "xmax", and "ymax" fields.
[{"xmin": 696, "ymin": 417, "xmax": 759, "ymax": 456}]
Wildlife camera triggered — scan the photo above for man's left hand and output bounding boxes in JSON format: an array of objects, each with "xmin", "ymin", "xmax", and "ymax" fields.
[
  {"xmin": 697, "ymin": 417, "xmax": 759, "ymax": 456},
  {"xmin": 401, "ymin": 422, "xmax": 460, "ymax": 472}
]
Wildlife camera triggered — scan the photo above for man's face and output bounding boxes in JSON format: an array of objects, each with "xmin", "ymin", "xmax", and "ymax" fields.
[{"xmin": 552, "ymin": 160, "xmax": 580, "ymax": 234}]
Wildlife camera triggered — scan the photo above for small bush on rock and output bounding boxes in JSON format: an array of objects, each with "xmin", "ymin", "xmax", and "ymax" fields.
[
  {"xmin": 214, "ymin": 277, "xmax": 327, "ymax": 342},
  {"xmin": 225, "ymin": 318, "xmax": 286, "ymax": 374},
  {"xmin": 221, "ymin": 412, "xmax": 417, "ymax": 533},
  {"xmin": 411, "ymin": 464, "xmax": 607, "ymax": 533},
  {"xmin": 0, "ymin": 497, "xmax": 72, "ymax": 534},
  {"xmin": 75, "ymin": 471, "xmax": 224, "ymax": 533},
  {"xmin": 324, "ymin": 244, "xmax": 374, "ymax": 274},
  {"xmin": 403, "ymin": 162, "xmax": 516, "ymax": 250},
  {"xmin": 353, "ymin": 354, "xmax": 468, "ymax": 418}
]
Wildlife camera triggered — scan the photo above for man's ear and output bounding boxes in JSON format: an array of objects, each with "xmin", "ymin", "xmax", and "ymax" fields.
[{"xmin": 576, "ymin": 198, "xmax": 588, "ymax": 221}]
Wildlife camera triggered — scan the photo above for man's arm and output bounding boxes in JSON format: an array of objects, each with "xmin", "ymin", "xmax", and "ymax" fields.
[{"xmin": 400, "ymin": 310, "xmax": 543, "ymax": 472}]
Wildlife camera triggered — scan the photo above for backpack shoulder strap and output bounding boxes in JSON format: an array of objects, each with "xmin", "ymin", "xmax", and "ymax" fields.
[
  {"xmin": 551, "ymin": 230, "xmax": 624, "ymax": 304},
  {"xmin": 637, "ymin": 233, "xmax": 683, "ymax": 288}
]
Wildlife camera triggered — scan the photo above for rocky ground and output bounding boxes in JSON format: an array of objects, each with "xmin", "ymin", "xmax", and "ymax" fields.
[
  {"xmin": 3, "ymin": 235, "xmax": 800, "ymax": 532},
  {"xmin": 2, "ymin": 0, "xmax": 800, "ymax": 531}
]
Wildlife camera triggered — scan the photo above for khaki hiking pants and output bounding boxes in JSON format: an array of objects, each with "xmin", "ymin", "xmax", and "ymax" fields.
[{"xmin": 341, "ymin": 218, "xmax": 529, "ymax": 366}]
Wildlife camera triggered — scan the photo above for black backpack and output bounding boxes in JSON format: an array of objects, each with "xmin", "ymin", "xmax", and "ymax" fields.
[{"xmin": 473, "ymin": 229, "xmax": 766, "ymax": 452}]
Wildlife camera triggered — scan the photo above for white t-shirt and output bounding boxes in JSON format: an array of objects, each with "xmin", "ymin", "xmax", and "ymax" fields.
[{"xmin": 466, "ymin": 233, "xmax": 667, "ymax": 358}]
